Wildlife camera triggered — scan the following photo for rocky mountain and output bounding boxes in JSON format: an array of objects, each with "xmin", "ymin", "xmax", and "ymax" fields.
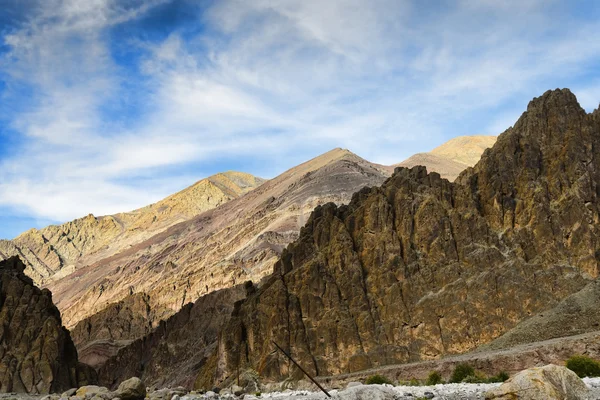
[
  {"xmin": 46, "ymin": 149, "xmax": 391, "ymax": 360},
  {"xmin": 97, "ymin": 284, "xmax": 247, "ymax": 390},
  {"xmin": 0, "ymin": 172, "xmax": 264, "ymax": 286},
  {"xmin": 199, "ymin": 89, "xmax": 600, "ymax": 387},
  {"xmin": 0, "ymin": 256, "xmax": 95, "ymax": 393},
  {"xmin": 396, "ymin": 135, "xmax": 497, "ymax": 181}
]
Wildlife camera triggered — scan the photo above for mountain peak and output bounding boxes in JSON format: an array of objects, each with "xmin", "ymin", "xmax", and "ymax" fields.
[{"xmin": 526, "ymin": 88, "xmax": 583, "ymax": 114}]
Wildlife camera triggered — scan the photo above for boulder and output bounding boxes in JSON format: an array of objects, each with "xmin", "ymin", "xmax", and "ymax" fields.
[
  {"xmin": 113, "ymin": 378, "xmax": 146, "ymax": 400},
  {"xmin": 484, "ymin": 364, "xmax": 590, "ymax": 399},
  {"xmin": 337, "ymin": 385, "xmax": 398, "ymax": 400},
  {"xmin": 75, "ymin": 385, "xmax": 111, "ymax": 399}
]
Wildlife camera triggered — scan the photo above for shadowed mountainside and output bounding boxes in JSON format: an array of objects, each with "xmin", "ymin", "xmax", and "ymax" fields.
[{"xmin": 0, "ymin": 256, "xmax": 95, "ymax": 393}]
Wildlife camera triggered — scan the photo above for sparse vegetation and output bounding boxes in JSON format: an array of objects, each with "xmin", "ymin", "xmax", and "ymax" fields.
[
  {"xmin": 409, "ymin": 377, "xmax": 421, "ymax": 386},
  {"xmin": 462, "ymin": 371, "xmax": 488, "ymax": 384},
  {"xmin": 426, "ymin": 371, "xmax": 443, "ymax": 385},
  {"xmin": 450, "ymin": 363, "xmax": 475, "ymax": 383},
  {"xmin": 487, "ymin": 371, "xmax": 510, "ymax": 383},
  {"xmin": 365, "ymin": 374, "xmax": 392, "ymax": 385},
  {"xmin": 566, "ymin": 355, "xmax": 600, "ymax": 378}
]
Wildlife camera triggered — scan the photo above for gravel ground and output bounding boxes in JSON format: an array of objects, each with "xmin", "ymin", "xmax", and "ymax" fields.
[{"xmin": 1, "ymin": 378, "xmax": 600, "ymax": 400}]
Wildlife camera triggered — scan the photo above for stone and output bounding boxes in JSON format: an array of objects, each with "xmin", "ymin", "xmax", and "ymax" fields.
[
  {"xmin": 484, "ymin": 364, "xmax": 590, "ymax": 399},
  {"xmin": 338, "ymin": 385, "xmax": 398, "ymax": 400},
  {"xmin": 0, "ymin": 256, "xmax": 96, "ymax": 394},
  {"xmin": 75, "ymin": 386, "xmax": 110, "ymax": 398},
  {"xmin": 423, "ymin": 392, "xmax": 435, "ymax": 399},
  {"xmin": 347, "ymin": 382, "xmax": 362, "ymax": 388},
  {"xmin": 114, "ymin": 378, "xmax": 146, "ymax": 400},
  {"xmin": 62, "ymin": 389, "xmax": 77, "ymax": 397},
  {"xmin": 230, "ymin": 385, "xmax": 243, "ymax": 395}
]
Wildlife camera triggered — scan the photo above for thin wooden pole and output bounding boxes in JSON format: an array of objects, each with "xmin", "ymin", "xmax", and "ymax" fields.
[{"xmin": 272, "ymin": 341, "xmax": 331, "ymax": 398}]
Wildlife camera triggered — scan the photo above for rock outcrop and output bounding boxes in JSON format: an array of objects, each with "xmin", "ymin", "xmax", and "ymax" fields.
[
  {"xmin": 70, "ymin": 293, "xmax": 162, "ymax": 369},
  {"xmin": 47, "ymin": 149, "xmax": 392, "ymax": 334},
  {"xmin": 484, "ymin": 364, "xmax": 590, "ymax": 399},
  {"xmin": 97, "ymin": 285, "xmax": 247, "ymax": 389},
  {"xmin": 0, "ymin": 256, "xmax": 95, "ymax": 393},
  {"xmin": 396, "ymin": 135, "xmax": 497, "ymax": 181},
  {"xmin": 205, "ymin": 89, "xmax": 600, "ymax": 385}
]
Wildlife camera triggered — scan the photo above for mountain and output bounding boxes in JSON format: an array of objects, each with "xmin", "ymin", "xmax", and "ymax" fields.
[
  {"xmin": 44, "ymin": 149, "xmax": 391, "ymax": 356},
  {"xmin": 0, "ymin": 256, "xmax": 95, "ymax": 393},
  {"xmin": 396, "ymin": 135, "xmax": 497, "ymax": 181},
  {"xmin": 198, "ymin": 89, "xmax": 600, "ymax": 387},
  {"xmin": 0, "ymin": 172, "xmax": 265, "ymax": 286}
]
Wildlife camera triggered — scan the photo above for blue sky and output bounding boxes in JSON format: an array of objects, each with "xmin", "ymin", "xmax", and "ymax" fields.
[{"xmin": 0, "ymin": 0, "xmax": 600, "ymax": 239}]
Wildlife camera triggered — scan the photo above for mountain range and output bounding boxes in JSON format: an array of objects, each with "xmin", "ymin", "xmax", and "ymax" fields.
[{"xmin": 1, "ymin": 131, "xmax": 506, "ymax": 390}]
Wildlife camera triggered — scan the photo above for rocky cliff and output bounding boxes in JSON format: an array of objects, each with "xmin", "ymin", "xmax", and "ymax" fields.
[
  {"xmin": 396, "ymin": 135, "xmax": 497, "ymax": 181},
  {"xmin": 70, "ymin": 293, "xmax": 162, "ymax": 369},
  {"xmin": 0, "ymin": 172, "xmax": 264, "ymax": 286},
  {"xmin": 0, "ymin": 256, "xmax": 95, "ymax": 393},
  {"xmin": 97, "ymin": 284, "xmax": 247, "ymax": 389},
  {"xmin": 205, "ymin": 89, "xmax": 600, "ymax": 386},
  {"xmin": 46, "ymin": 149, "xmax": 392, "ymax": 335}
]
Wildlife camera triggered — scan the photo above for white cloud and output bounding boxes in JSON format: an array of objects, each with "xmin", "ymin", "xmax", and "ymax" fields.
[{"xmin": 1, "ymin": 0, "xmax": 600, "ymax": 228}]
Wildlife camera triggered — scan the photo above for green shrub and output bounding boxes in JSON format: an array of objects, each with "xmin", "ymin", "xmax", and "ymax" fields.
[
  {"xmin": 566, "ymin": 355, "xmax": 600, "ymax": 378},
  {"xmin": 450, "ymin": 363, "xmax": 475, "ymax": 383},
  {"xmin": 365, "ymin": 374, "xmax": 392, "ymax": 385},
  {"xmin": 487, "ymin": 371, "xmax": 509, "ymax": 383},
  {"xmin": 426, "ymin": 371, "xmax": 443, "ymax": 385},
  {"xmin": 409, "ymin": 378, "xmax": 421, "ymax": 386},
  {"xmin": 462, "ymin": 371, "xmax": 487, "ymax": 384}
]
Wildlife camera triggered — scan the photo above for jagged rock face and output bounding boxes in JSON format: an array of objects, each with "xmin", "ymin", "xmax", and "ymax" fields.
[
  {"xmin": 0, "ymin": 256, "xmax": 95, "ymax": 393},
  {"xmin": 97, "ymin": 285, "xmax": 246, "ymax": 390},
  {"xmin": 70, "ymin": 293, "xmax": 164, "ymax": 369},
  {"xmin": 208, "ymin": 89, "xmax": 600, "ymax": 384},
  {"xmin": 45, "ymin": 149, "xmax": 392, "ymax": 334},
  {"xmin": 0, "ymin": 172, "xmax": 264, "ymax": 286}
]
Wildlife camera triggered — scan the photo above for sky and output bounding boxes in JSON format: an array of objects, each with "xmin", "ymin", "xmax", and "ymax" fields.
[{"xmin": 0, "ymin": 0, "xmax": 600, "ymax": 239}]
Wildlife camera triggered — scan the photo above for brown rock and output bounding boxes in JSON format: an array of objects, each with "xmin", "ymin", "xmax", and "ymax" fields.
[
  {"xmin": 97, "ymin": 285, "xmax": 246, "ymax": 389},
  {"xmin": 205, "ymin": 89, "xmax": 600, "ymax": 385},
  {"xmin": 113, "ymin": 377, "xmax": 145, "ymax": 400},
  {"xmin": 484, "ymin": 364, "xmax": 590, "ymax": 399},
  {"xmin": 0, "ymin": 256, "xmax": 96, "ymax": 393}
]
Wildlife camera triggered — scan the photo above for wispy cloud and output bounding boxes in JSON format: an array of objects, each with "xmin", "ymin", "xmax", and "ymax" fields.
[{"xmin": 0, "ymin": 0, "xmax": 599, "ymax": 237}]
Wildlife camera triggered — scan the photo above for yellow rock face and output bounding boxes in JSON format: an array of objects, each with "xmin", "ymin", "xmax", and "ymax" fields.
[
  {"xmin": 396, "ymin": 135, "xmax": 497, "ymax": 181},
  {"xmin": 0, "ymin": 171, "xmax": 265, "ymax": 287}
]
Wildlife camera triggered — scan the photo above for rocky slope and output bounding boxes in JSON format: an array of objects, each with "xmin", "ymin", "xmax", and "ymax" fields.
[
  {"xmin": 97, "ymin": 284, "xmax": 247, "ymax": 390},
  {"xmin": 203, "ymin": 89, "xmax": 600, "ymax": 386},
  {"xmin": 480, "ymin": 279, "xmax": 600, "ymax": 351},
  {"xmin": 69, "ymin": 293, "xmax": 158, "ymax": 369},
  {"xmin": 46, "ymin": 149, "xmax": 391, "ymax": 334},
  {"xmin": 396, "ymin": 135, "xmax": 497, "ymax": 181},
  {"xmin": 0, "ymin": 172, "xmax": 264, "ymax": 286},
  {"xmin": 0, "ymin": 256, "xmax": 95, "ymax": 393}
]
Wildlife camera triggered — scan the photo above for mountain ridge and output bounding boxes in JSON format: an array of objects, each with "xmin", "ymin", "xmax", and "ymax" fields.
[{"xmin": 200, "ymin": 88, "xmax": 600, "ymax": 386}]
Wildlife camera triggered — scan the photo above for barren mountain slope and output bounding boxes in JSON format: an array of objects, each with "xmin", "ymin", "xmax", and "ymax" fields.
[
  {"xmin": 480, "ymin": 279, "xmax": 600, "ymax": 351},
  {"xmin": 0, "ymin": 172, "xmax": 264, "ymax": 285},
  {"xmin": 396, "ymin": 135, "xmax": 496, "ymax": 180},
  {"xmin": 48, "ymin": 149, "xmax": 391, "ymax": 332},
  {"xmin": 203, "ymin": 89, "xmax": 600, "ymax": 385}
]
